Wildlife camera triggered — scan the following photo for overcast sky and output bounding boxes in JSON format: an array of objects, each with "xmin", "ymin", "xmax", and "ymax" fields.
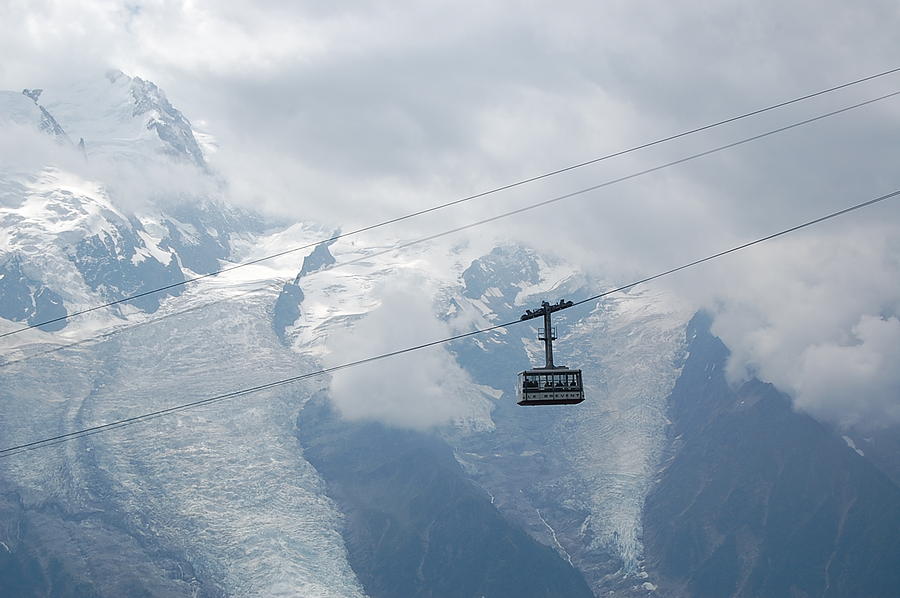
[{"xmin": 2, "ymin": 0, "xmax": 899, "ymax": 429}]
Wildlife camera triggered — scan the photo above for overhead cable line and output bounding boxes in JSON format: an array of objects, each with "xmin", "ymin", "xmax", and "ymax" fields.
[
  {"xmin": 307, "ymin": 89, "xmax": 900, "ymax": 275},
  {"xmin": 4, "ymin": 87, "xmax": 899, "ymax": 354},
  {"xmin": 3, "ymin": 67, "xmax": 899, "ymax": 339},
  {"xmin": 0, "ymin": 282, "xmax": 281, "ymax": 369},
  {"xmin": 2, "ymin": 186, "xmax": 898, "ymax": 459}
]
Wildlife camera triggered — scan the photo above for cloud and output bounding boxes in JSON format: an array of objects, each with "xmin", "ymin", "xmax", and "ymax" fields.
[
  {"xmin": 2, "ymin": 0, "xmax": 900, "ymax": 429},
  {"xmin": 323, "ymin": 277, "xmax": 478, "ymax": 430},
  {"xmin": 794, "ymin": 315, "xmax": 900, "ymax": 428},
  {"xmin": 81, "ymin": 154, "xmax": 220, "ymax": 213},
  {"xmin": 0, "ymin": 118, "xmax": 217, "ymax": 215},
  {"xmin": 687, "ymin": 226, "xmax": 900, "ymax": 429},
  {"xmin": 0, "ymin": 122, "xmax": 76, "ymax": 173}
]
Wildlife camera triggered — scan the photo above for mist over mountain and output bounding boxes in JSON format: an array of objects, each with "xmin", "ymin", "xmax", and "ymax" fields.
[{"xmin": 1, "ymin": 71, "xmax": 898, "ymax": 598}]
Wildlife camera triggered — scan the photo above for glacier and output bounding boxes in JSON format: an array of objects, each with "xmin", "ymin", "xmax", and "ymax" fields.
[
  {"xmin": 0, "ymin": 74, "xmax": 367, "ymax": 596},
  {"xmin": 435, "ymin": 247, "xmax": 691, "ymax": 594},
  {"xmin": 278, "ymin": 239, "xmax": 692, "ymax": 593}
]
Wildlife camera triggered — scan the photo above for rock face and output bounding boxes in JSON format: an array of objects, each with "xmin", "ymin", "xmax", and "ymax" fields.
[
  {"xmin": 298, "ymin": 235, "xmax": 338, "ymax": 277},
  {"xmin": 272, "ymin": 282, "xmax": 303, "ymax": 342},
  {"xmin": 128, "ymin": 75, "xmax": 206, "ymax": 167},
  {"xmin": 462, "ymin": 244, "xmax": 541, "ymax": 302},
  {"xmin": 20, "ymin": 88, "xmax": 68, "ymax": 139},
  {"xmin": 158, "ymin": 201, "xmax": 261, "ymax": 275},
  {"xmin": 71, "ymin": 219, "xmax": 185, "ymax": 313},
  {"xmin": 21, "ymin": 88, "xmax": 43, "ymax": 103},
  {"xmin": 272, "ymin": 236, "xmax": 341, "ymax": 343},
  {"xmin": 0, "ymin": 90, "xmax": 68, "ymax": 140},
  {"xmin": 0, "ymin": 255, "xmax": 67, "ymax": 332},
  {"xmin": 642, "ymin": 313, "xmax": 900, "ymax": 598}
]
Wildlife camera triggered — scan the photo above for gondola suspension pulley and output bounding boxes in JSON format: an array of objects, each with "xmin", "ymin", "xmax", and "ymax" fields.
[{"xmin": 517, "ymin": 299, "xmax": 585, "ymax": 406}]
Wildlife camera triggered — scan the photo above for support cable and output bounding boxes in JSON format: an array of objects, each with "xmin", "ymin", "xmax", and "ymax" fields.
[
  {"xmin": 1, "ymin": 186, "xmax": 897, "ymax": 458},
  {"xmin": 2, "ymin": 68, "xmax": 899, "ymax": 339},
  {"xmin": 306, "ymin": 90, "xmax": 900, "ymax": 276},
  {"xmin": 4, "ymin": 88, "xmax": 898, "ymax": 361},
  {"xmin": 0, "ymin": 282, "xmax": 281, "ymax": 369}
]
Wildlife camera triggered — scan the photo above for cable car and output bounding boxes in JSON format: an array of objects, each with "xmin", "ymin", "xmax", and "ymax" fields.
[{"xmin": 517, "ymin": 299, "xmax": 585, "ymax": 406}]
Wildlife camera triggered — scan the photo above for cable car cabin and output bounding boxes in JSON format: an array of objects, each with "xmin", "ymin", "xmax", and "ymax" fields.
[
  {"xmin": 517, "ymin": 367, "xmax": 584, "ymax": 406},
  {"xmin": 517, "ymin": 299, "xmax": 585, "ymax": 407}
]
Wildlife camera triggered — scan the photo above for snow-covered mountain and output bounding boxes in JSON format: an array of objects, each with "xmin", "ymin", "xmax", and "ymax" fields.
[
  {"xmin": 0, "ymin": 89, "xmax": 68, "ymax": 140},
  {"xmin": 2, "ymin": 73, "xmax": 898, "ymax": 598},
  {"xmin": 37, "ymin": 70, "xmax": 205, "ymax": 167},
  {"xmin": 0, "ymin": 73, "xmax": 259, "ymax": 339},
  {"xmin": 0, "ymin": 74, "xmax": 368, "ymax": 596}
]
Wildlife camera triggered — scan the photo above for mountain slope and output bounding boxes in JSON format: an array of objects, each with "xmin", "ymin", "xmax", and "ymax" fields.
[
  {"xmin": 0, "ymin": 74, "xmax": 261, "ymax": 334},
  {"xmin": 643, "ymin": 313, "xmax": 900, "ymax": 597},
  {"xmin": 0, "ymin": 73, "xmax": 367, "ymax": 596},
  {"xmin": 4, "ymin": 70, "xmax": 900, "ymax": 598},
  {"xmin": 299, "ymin": 398, "xmax": 595, "ymax": 598}
]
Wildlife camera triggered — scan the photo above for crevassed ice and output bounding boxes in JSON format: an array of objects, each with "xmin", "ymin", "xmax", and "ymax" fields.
[
  {"xmin": 445, "ymin": 251, "xmax": 690, "ymax": 587},
  {"xmin": 559, "ymin": 288, "xmax": 689, "ymax": 573},
  {"xmin": 72, "ymin": 289, "xmax": 366, "ymax": 597}
]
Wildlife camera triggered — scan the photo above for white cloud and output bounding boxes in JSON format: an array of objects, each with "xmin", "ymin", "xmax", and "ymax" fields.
[
  {"xmin": 324, "ymin": 278, "xmax": 478, "ymax": 430},
  {"xmin": 794, "ymin": 315, "xmax": 900, "ymax": 428},
  {"xmin": 691, "ymin": 226, "xmax": 900, "ymax": 429},
  {"xmin": 0, "ymin": 119, "xmax": 217, "ymax": 215}
]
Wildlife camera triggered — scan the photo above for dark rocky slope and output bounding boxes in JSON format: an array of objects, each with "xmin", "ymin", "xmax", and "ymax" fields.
[
  {"xmin": 643, "ymin": 313, "xmax": 900, "ymax": 598},
  {"xmin": 299, "ymin": 398, "xmax": 594, "ymax": 598}
]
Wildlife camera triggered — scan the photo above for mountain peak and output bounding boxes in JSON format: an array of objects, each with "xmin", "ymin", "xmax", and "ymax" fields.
[
  {"xmin": 16, "ymin": 70, "xmax": 208, "ymax": 168},
  {"xmin": 129, "ymin": 75, "xmax": 206, "ymax": 167}
]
